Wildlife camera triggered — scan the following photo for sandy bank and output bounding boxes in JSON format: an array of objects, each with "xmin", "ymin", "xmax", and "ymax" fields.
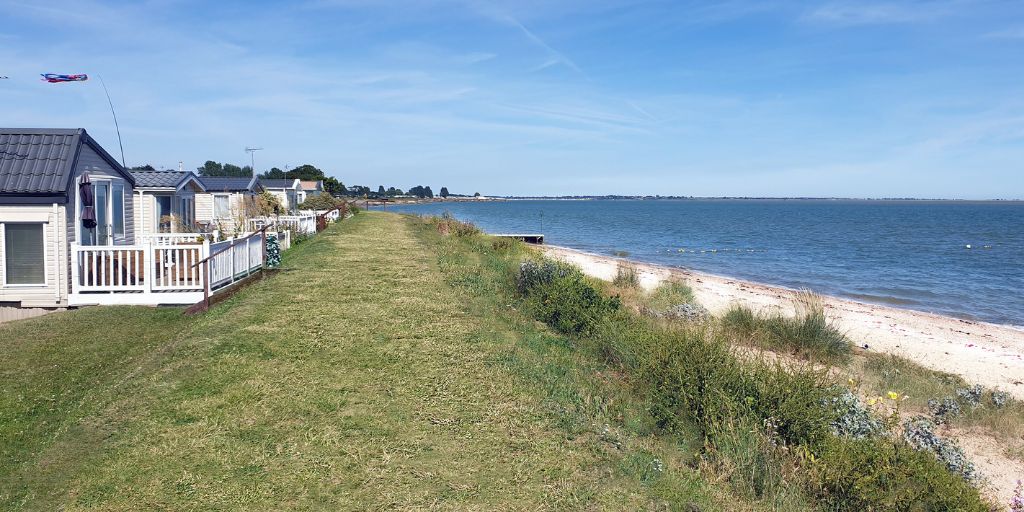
[{"xmin": 541, "ymin": 245, "xmax": 1024, "ymax": 399}]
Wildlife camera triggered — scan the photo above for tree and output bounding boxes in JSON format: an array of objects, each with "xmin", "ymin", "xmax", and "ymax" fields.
[
  {"xmin": 197, "ymin": 161, "xmax": 223, "ymax": 176},
  {"xmin": 286, "ymin": 164, "xmax": 325, "ymax": 181},
  {"xmin": 323, "ymin": 177, "xmax": 345, "ymax": 196},
  {"xmin": 377, "ymin": 185, "xmax": 386, "ymax": 195},
  {"xmin": 439, "ymin": 187, "xmax": 449, "ymax": 198},
  {"xmin": 386, "ymin": 187, "xmax": 402, "ymax": 196},
  {"xmin": 130, "ymin": 164, "xmax": 156, "ymax": 171},
  {"xmin": 260, "ymin": 167, "xmax": 287, "ymax": 179},
  {"xmin": 407, "ymin": 185, "xmax": 424, "ymax": 198},
  {"xmin": 198, "ymin": 161, "xmax": 252, "ymax": 177},
  {"xmin": 424, "ymin": 186, "xmax": 434, "ymax": 198},
  {"xmin": 474, "ymin": 192, "xmax": 481, "ymax": 197}
]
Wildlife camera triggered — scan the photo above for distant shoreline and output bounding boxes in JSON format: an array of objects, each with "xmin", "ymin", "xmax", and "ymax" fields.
[{"xmin": 383, "ymin": 196, "xmax": 1023, "ymax": 204}]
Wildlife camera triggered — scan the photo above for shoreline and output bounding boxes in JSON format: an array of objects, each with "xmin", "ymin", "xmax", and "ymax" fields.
[{"xmin": 541, "ymin": 244, "xmax": 1024, "ymax": 399}]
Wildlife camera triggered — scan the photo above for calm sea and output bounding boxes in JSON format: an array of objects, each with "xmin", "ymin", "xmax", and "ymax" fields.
[{"xmin": 388, "ymin": 200, "xmax": 1024, "ymax": 327}]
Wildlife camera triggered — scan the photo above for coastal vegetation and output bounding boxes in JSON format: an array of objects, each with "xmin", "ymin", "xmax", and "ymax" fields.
[
  {"xmin": 721, "ymin": 295, "xmax": 851, "ymax": 363},
  {"xmin": 421, "ymin": 214, "xmax": 993, "ymax": 510},
  {"xmin": 1, "ymin": 212, "xmax": 1017, "ymax": 509}
]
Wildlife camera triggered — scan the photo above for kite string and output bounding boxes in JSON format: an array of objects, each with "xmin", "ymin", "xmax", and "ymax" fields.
[{"xmin": 97, "ymin": 75, "xmax": 126, "ymax": 168}]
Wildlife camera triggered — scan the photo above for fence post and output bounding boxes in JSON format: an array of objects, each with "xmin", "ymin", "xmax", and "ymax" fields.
[
  {"xmin": 261, "ymin": 229, "xmax": 267, "ymax": 269},
  {"xmin": 201, "ymin": 239, "xmax": 210, "ymax": 289},
  {"xmin": 245, "ymin": 236, "xmax": 252, "ymax": 277},
  {"xmin": 203, "ymin": 259, "xmax": 211, "ymax": 310}
]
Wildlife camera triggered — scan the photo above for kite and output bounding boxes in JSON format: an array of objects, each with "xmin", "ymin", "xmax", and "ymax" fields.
[{"xmin": 41, "ymin": 73, "xmax": 88, "ymax": 83}]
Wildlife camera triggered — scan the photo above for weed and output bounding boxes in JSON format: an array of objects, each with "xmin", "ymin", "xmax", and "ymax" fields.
[{"xmin": 613, "ymin": 263, "xmax": 641, "ymax": 289}]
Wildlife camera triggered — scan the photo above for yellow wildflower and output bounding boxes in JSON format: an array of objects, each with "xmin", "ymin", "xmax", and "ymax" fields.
[
  {"xmin": 867, "ymin": 398, "xmax": 877, "ymax": 406},
  {"xmin": 887, "ymin": 391, "xmax": 899, "ymax": 400}
]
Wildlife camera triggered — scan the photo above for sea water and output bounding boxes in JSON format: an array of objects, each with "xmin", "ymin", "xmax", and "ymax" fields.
[{"xmin": 389, "ymin": 200, "xmax": 1024, "ymax": 326}]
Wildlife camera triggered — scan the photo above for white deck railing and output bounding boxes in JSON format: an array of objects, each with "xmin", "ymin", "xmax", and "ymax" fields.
[
  {"xmin": 247, "ymin": 214, "xmax": 316, "ymax": 234},
  {"xmin": 69, "ymin": 230, "xmax": 288, "ymax": 306},
  {"xmin": 208, "ymin": 235, "xmax": 265, "ymax": 289},
  {"xmin": 140, "ymin": 233, "xmax": 213, "ymax": 246}
]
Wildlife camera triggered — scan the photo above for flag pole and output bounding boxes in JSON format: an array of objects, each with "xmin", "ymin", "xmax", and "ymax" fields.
[{"xmin": 97, "ymin": 75, "xmax": 126, "ymax": 168}]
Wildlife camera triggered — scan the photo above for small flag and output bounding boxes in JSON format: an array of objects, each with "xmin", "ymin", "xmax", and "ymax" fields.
[{"xmin": 41, "ymin": 73, "xmax": 88, "ymax": 83}]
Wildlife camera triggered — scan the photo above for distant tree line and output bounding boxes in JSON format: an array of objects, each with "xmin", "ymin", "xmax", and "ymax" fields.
[{"xmin": 180, "ymin": 160, "xmax": 462, "ymax": 199}]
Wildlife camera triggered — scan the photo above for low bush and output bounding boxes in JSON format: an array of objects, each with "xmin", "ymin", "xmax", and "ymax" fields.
[
  {"xmin": 613, "ymin": 263, "xmax": 640, "ymax": 288},
  {"xmin": 813, "ymin": 435, "xmax": 987, "ymax": 511},
  {"xmin": 430, "ymin": 212, "xmax": 480, "ymax": 237},
  {"xmin": 517, "ymin": 260, "xmax": 620, "ymax": 335},
  {"xmin": 903, "ymin": 416, "xmax": 977, "ymax": 482},
  {"xmin": 645, "ymin": 280, "xmax": 696, "ymax": 312}
]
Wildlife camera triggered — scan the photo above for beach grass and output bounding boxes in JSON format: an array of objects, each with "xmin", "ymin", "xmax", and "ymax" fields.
[
  {"xmin": 722, "ymin": 293, "xmax": 851, "ymax": 363},
  {"xmin": 612, "ymin": 262, "xmax": 641, "ymax": 289}
]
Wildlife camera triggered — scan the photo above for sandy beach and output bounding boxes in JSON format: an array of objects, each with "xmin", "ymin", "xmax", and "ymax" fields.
[{"xmin": 542, "ymin": 245, "xmax": 1024, "ymax": 399}]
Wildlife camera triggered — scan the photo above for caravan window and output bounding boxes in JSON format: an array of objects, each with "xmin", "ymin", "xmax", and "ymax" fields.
[
  {"xmin": 214, "ymin": 195, "xmax": 231, "ymax": 219},
  {"xmin": 4, "ymin": 224, "xmax": 45, "ymax": 285}
]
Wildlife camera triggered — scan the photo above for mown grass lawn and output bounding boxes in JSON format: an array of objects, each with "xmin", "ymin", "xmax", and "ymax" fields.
[{"xmin": 1, "ymin": 212, "xmax": 727, "ymax": 510}]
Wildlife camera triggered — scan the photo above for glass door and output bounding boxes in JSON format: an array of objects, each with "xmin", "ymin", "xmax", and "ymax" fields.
[
  {"xmin": 156, "ymin": 195, "xmax": 173, "ymax": 233},
  {"xmin": 94, "ymin": 182, "xmax": 110, "ymax": 245}
]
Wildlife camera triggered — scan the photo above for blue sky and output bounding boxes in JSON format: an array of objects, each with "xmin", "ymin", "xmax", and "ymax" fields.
[{"xmin": 2, "ymin": 0, "xmax": 1023, "ymax": 198}]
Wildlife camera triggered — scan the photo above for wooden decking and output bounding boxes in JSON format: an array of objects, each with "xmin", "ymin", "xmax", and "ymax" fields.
[{"xmin": 491, "ymin": 233, "xmax": 544, "ymax": 244}]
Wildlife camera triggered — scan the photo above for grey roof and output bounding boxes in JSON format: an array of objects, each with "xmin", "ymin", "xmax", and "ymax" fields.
[
  {"xmin": 131, "ymin": 170, "xmax": 201, "ymax": 189},
  {"xmin": 197, "ymin": 175, "xmax": 261, "ymax": 193},
  {"xmin": 0, "ymin": 128, "xmax": 131, "ymax": 197},
  {"xmin": 259, "ymin": 178, "xmax": 299, "ymax": 189}
]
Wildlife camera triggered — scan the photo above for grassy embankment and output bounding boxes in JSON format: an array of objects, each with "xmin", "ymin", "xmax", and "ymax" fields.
[
  {"xmin": 1, "ymin": 211, "xmax": 1016, "ymax": 509},
  {"xmin": 2, "ymin": 212, "xmax": 754, "ymax": 510}
]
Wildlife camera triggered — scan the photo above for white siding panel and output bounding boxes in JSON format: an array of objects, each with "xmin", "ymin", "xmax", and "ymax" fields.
[{"xmin": 0, "ymin": 204, "xmax": 68, "ymax": 307}]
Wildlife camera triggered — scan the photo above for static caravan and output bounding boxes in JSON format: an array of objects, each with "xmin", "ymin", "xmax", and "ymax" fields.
[
  {"xmin": 195, "ymin": 176, "xmax": 262, "ymax": 235},
  {"xmin": 259, "ymin": 178, "xmax": 301, "ymax": 214},
  {"xmin": 130, "ymin": 170, "xmax": 206, "ymax": 237},
  {"xmin": 0, "ymin": 128, "xmax": 136, "ymax": 316},
  {"xmin": 297, "ymin": 180, "xmax": 324, "ymax": 205}
]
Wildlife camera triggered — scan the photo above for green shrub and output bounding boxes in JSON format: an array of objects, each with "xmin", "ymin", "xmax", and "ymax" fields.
[
  {"xmin": 645, "ymin": 281, "xmax": 696, "ymax": 312},
  {"xmin": 430, "ymin": 212, "xmax": 480, "ymax": 237},
  {"xmin": 491, "ymin": 237, "xmax": 518, "ymax": 252},
  {"xmin": 812, "ymin": 435, "xmax": 987, "ymax": 511},
  {"xmin": 518, "ymin": 260, "xmax": 620, "ymax": 336}
]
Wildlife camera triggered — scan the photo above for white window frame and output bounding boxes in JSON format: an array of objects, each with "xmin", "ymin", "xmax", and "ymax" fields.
[
  {"xmin": 76, "ymin": 175, "xmax": 127, "ymax": 246},
  {"xmin": 1, "ymin": 222, "xmax": 49, "ymax": 288}
]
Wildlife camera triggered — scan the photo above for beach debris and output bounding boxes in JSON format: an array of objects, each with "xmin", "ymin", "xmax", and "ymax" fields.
[
  {"xmin": 903, "ymin": 416, "xmax": 977, "ymax": 482},
  {"xmin": 40, "ymin": 73, "xmax": 88, "ymax": 83}
]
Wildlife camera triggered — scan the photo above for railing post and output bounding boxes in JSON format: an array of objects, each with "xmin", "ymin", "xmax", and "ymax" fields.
[
  {"xmin": 202, "ymin": 239, "xmax": 210, "ymax": 289},
  {"xmin": 261, "ymin": 229, "xmax": 267, "ymax": 268},
  {"xmin": 228, "ymin": 236, "xmax": 236, "ymax": 283},
  {"xmin": 145, "ymin": 240, "xmax": 155, "ymax": 295},
  {"xmin": 203, "ymin": 259, "xmax": 211, "ymax": 310},
  {"xmin": 70, "ymin": 243, "xmax": 80, "ymax": 297}
]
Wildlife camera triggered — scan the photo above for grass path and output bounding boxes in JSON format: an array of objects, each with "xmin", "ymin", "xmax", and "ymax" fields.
[{"xmin": 1, "ymin": 213, "xmax": 676, "ymax": 510}]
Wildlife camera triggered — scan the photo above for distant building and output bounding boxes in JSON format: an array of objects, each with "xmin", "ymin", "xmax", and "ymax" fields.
[
  {"xmin": 130, "ymin": 170, "xmax": 206, "ymax": 235},
  {"xmin": 298, "ymin": 180, "xmax": 324, "ymax": 204},
  {"xmin": 259, "ymin": 178, "xmax": 301, "ymax": 214},
  {"xmin": 195, "ymin": 176, "xmax": 262, "ymax": 234}
]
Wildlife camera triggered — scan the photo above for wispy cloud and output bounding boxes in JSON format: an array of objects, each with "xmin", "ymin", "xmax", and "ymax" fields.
[
  {"xmin": 803, "ymin": 1, "xmax": 957, "ymax": 26},
  {"xmin": 984, "ymin": 26, "xmax": 1024, "ymax": 39}
]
